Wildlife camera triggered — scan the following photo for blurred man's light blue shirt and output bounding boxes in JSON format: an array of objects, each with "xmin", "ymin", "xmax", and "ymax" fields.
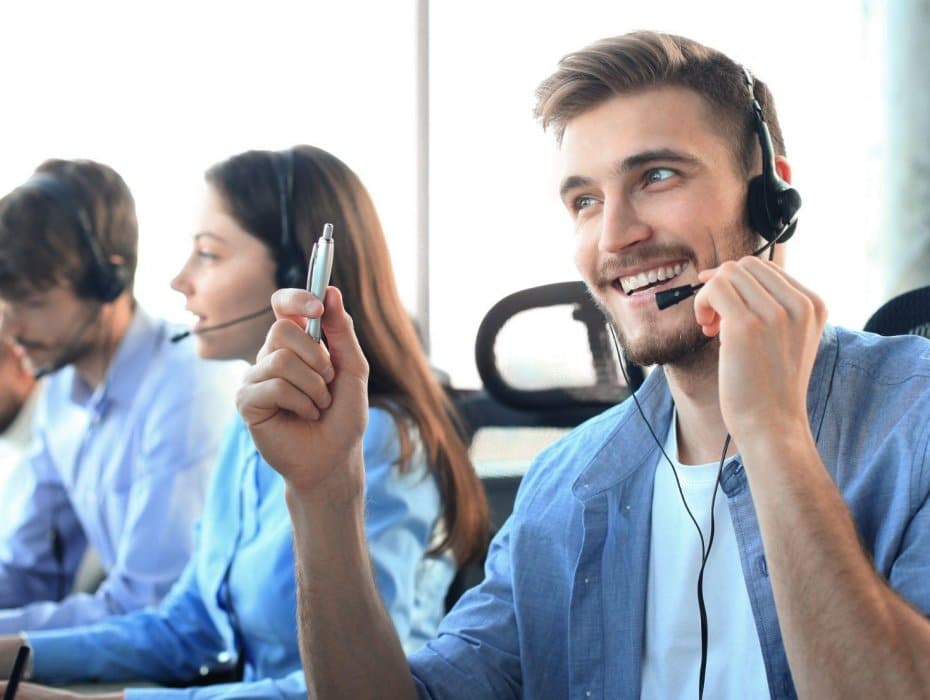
[
  {"xmin": 0, "ymin": 308, "xmax": 236, "ymax": 633},
  {"xmin": 28, "ymin": 408, "xmax": 452, "ymax": 700},
  {"xmin": 410, "ymin": 326, "xmax": 930, "ymax": 699}
]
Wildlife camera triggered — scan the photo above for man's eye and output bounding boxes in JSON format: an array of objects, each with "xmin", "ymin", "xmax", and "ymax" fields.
[
  {"xmin": 645, "ymin": 168, "xmax": 675, "ymax": 185},
  {"xmin": 574, "ymin": 195, "xmax": 599, "ymax": 212}
]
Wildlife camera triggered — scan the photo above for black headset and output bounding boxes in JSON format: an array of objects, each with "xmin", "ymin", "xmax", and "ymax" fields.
[
  {"xmin": 270, "ymin": 149, "xmax": 308, "ymax": 289},
  {"xmin": 743, "ymin": 67, "xmax": 802, "ymax": 244},
  {"xmin": 21, "ymin": 172, "xmax": 128, "ymax": 303}
]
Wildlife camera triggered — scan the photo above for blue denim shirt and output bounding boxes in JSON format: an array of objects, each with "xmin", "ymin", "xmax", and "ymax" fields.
[{"xmin": 410, "ymin": 325, "xmax": 930, "ymax": 699}]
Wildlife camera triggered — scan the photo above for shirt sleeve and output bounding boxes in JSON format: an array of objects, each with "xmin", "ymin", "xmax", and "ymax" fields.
[
  {"xmin": 27, "ymin": 528, "xmax": 228, "ymax": 685},
  {"xmin": 0, "ymin": 435, "xmax": 87, "ymax": 615},
  {"xmin": 408, "ymin": 515, "xmax": 523, "ymax": 699},
  {"xmin": 362, "ymin": 408, "xmax": 443, "ymax": 649},
  {"xmin": 0, "ymin": 388, "xmax": 217, "ymax": 634}
]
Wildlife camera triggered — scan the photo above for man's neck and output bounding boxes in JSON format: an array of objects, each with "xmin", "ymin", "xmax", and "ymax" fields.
[
  {"xmin": 73, "ymin": 296, "xmax": 134, "ymax": 390},
  {"xmin": 663, "ymin": 340, "xmax": 736, "ymax": 465}
]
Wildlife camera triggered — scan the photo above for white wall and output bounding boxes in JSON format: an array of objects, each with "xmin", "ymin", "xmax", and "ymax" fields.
[{"xmin": 2, "ymin": 1, "xmax": 885, "ymax": 386}]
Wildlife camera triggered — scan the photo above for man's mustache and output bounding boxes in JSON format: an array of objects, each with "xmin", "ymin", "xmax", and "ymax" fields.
[{"xmin": 596, "ymin": 243, "xmax": 697, "ymax": 284}]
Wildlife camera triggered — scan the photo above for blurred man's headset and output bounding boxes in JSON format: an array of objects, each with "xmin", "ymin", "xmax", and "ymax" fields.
[{"xmin": 20, "ymin": 172, "xmax": 129, "ymax": 303}]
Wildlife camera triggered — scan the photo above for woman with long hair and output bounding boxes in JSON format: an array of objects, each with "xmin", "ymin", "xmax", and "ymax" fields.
[{"xmin": 0, "ymin": 145, "xmax": 487, "ymax": 700}]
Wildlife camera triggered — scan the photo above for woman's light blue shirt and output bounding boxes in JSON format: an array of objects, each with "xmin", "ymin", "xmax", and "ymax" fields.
[{"xmin": 28, "ymin": 407, "xmax": 452, "ymax": 699}]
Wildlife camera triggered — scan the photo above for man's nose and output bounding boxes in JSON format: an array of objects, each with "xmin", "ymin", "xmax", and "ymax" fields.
[{"xmin": 599, "ymin": 195, "xmax": 653, "ymax": 253}]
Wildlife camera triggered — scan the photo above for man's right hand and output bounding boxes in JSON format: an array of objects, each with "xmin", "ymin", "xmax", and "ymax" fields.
[{"xmin": 236, "ymin": 286, "xmax": 370, "ymax": 499}]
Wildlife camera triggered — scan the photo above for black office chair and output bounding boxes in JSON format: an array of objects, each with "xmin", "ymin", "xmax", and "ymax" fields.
[
  {"xmin": 863, "ymin": 285, "xmax": 930, "ymax": 338},
  {"xmin": 445, "ymin": 281, "xmax": 642, "ymax": 609}
]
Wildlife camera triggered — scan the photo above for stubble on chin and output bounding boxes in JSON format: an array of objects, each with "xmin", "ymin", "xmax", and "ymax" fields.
[{"xmin": 603, "ymin": 302, "xmax": 712, "ymax": 367}]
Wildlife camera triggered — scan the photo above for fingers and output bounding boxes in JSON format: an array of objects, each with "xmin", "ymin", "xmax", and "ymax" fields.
[
  {"xmin": 695, "ymin": 257, "xmax": 827, "ymax": 336},
  {"xmin": 262, "ymin": 286, "xmax": 368, "ymax": 381},
  {"xmin": 258, "ymin": 319, "xmax": 336, "ymax": 384},
  {"xmin": 247, "ymin": 348, "xmax": 332, "ymax": 412},
  {"xmin": 237, "ymin": 375, "xmax": 322, "ymax": 425},
  {"xmin": 270, "ymin": 288, "xmax": 324, "ymax": 327},
  {"xmin": 320, "ymin": 287, "xmax": 369, "ymax": 380},
  {"xmin": 241, "ymin": 285, "xmax": 368, "ymax": 430}
]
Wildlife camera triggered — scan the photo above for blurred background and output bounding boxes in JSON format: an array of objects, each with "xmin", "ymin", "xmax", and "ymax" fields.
[{"xmin": 2, "ymin": 0, "xmax": 925, "ymax": 388}]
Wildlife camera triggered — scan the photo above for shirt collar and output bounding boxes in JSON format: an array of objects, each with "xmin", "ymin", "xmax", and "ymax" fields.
[{"xmin": 571, "ymin": 323, "xmax": 841, "ymax": 501}]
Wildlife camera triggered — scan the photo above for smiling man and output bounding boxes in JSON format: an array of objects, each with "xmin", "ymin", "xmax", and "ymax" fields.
[
  {"xmin": 232, "ymin": 32, "xmax": 930, "ymax": 699},
  {"xmin": 0, "ymin": 159, "xmax": 234, "ymax": 637}
]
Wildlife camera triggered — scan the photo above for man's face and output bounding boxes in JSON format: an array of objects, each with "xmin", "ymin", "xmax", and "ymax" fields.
[
  {"xmin": 560, "ymin": 86, "xmax": 758, "ymax": 367},
  {"xmin": 0, "ymin": 284, "xmax": 101, "ymax": 374}
]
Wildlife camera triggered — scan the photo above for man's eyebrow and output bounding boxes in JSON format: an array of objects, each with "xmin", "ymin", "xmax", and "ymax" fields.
[
  {"xmin": 559, "ymin": 148, "xmax": 701, "ymax": 200},
  {"xmin": 613, "ymin": 148, "xmax": 700, "ymax": 175},
  {"xmin": 559, "ymin": 175, "xmax": 595, "ymax": 200}
]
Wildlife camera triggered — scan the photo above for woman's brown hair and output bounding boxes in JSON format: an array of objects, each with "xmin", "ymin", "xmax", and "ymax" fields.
[{"xmin": 206, "ymin": 145, "xmax": 488, "ymax": 565}]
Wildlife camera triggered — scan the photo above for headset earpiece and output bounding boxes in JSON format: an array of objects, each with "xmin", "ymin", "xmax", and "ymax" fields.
[
  {"xmin": 747, "ymin": 173, "xmax": 801, "ymax": 243},
  {"xmin": 743, "ymin": 67, "xmax": 802, "ymax": 244},
  {"xmin": 96, "ymin": 260, "xmax": 129, "ymax": 302},
  {"xmin": 272, "ymin": 149, "xmax": 307, "ymax": 288}
]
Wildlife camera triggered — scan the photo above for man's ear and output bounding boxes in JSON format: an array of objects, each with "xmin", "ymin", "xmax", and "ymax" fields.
[{"xmin": 775, "ymin": 156, "xmax": 792, "ymax": 184}]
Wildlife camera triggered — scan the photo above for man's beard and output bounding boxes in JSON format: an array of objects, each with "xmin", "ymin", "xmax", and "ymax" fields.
[
  {"xmin": 611, "ymin": 308, "xmax": 712, "ymax": 367},
  {"xmin": 591, "ymin": 220, "xmax": 759, "ymax": 368},
  {"xmin": 15, "ymin": 307, "xmax": 103, "ymax": 377}
]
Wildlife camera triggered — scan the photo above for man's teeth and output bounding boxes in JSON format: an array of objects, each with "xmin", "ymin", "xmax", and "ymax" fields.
[{"xmin": 621, "ymin": 263, "xmax": 685, "ymax": 294}]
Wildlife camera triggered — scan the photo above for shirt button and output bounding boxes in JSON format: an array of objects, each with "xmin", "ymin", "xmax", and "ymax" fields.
[
  {"xmin": 586, "ymin": 691, "xmax": 592, "ymax": 697},
  {"xmin": 584, "ymin": 577, "xmax": 589, "ymax": 584},
  {"xmin": 217, "ymin": 651, "xmax": 232, "ymax": 664}
]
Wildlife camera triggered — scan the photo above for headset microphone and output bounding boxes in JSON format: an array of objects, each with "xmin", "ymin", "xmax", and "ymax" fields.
[
  {"xmin": 654, "ymin": 226, "xmax": 789, "ymax": 310},
  {"xmin": 170, "ymin": 307, "xmax": 273, "ymax": 343}
]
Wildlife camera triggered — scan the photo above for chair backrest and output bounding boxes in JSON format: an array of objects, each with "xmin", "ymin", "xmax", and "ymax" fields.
[
  {"xmin": 444, "ymin": 281, "xmax": 642, "ymax": 610},
  {"xmin": 864, "ymin": 285, "xmax": 930, "ymax": 338}
]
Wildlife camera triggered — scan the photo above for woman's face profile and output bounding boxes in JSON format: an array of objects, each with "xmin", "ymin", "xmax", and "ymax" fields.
[{"xmin": 171, "ymin": 186, "xmax": 278, "ymax": 363}]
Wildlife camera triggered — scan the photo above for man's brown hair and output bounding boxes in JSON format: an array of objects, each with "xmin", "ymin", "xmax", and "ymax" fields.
[
  {"xmin": 0, "ymin": 159, "xmax": 138, "ymax": 300},
  {"xmin": 534, "ymin": 31, "xmax": 786, "ymax": 175}
]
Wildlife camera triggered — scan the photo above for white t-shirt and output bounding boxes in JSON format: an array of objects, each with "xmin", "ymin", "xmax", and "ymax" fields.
[{"xmin": 640, "ymin": 413, "xmax": 769, "ymax": 699}]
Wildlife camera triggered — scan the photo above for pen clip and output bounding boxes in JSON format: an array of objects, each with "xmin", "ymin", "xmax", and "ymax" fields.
[{"xmin": 306, "ymin": 242, "xmax": 319, "ymax": 291}]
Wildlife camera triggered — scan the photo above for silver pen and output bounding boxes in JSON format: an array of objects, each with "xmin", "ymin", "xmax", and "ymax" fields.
[{"xmin": 305, "ymin": 223, "xmax": 335, "ymax": 341}]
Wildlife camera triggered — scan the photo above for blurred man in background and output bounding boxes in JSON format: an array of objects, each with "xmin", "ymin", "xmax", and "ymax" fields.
[{"xmin": 0, "ymin": 158, "xmax": 234, "ymax": 636}]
